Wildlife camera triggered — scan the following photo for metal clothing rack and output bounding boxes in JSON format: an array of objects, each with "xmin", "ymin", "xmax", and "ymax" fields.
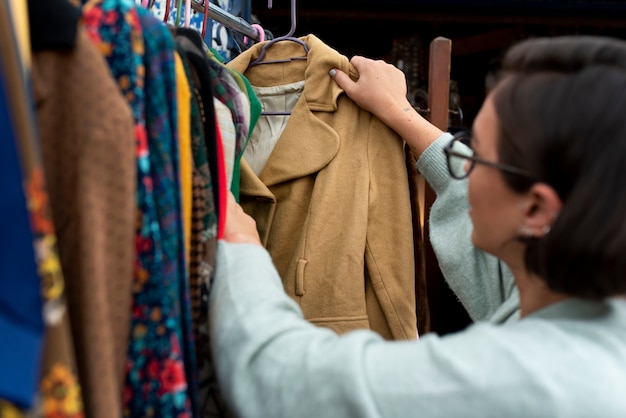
[{"xmin": 189, "ymin": 0, "xmax": 260, "ymax": 41}]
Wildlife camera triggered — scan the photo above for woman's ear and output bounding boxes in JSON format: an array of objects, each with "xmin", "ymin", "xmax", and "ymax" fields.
[{"xmin": 520, "ymin": 183, "xmax": 562, "ymax": 236}]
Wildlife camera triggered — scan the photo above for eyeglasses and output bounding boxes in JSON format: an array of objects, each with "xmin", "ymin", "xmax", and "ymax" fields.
[{"xmin": 443, "ymin": 130, "xmax": 535, "ymax": 180}]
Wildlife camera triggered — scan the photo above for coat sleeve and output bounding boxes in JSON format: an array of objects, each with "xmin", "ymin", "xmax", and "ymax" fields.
[{"xmin": 416, "ymin": 133, "xmax": 519, "ymax": 323}]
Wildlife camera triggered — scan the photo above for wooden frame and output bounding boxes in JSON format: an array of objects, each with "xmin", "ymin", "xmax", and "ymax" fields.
[{"xmin": 414, "ymin": 37, "xmax": 471, "ymax": 335}]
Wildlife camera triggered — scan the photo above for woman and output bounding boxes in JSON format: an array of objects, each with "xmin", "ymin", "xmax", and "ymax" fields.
[{"xmin": 210, "ymin": 36, "xmax": 626, "ymax": 417}]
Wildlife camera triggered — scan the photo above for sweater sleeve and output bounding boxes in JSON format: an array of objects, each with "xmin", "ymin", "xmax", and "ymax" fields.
[
  {"xmin": 416, "ymin": 133, "xmax": 519, "ymax": 323},
  {"xmin": 210, "ymin": 242, "xmax": 383, "ymax": 418},
  {"xmin": 209, "ymin": 242, "xmax": 604, "ymax": 418}
]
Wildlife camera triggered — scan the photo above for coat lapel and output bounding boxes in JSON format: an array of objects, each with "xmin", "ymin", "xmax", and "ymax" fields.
[
  {"xmin": 258, "ymin": 99, "xmax": 339, "ymax": 186},
  {"xmin": 228, "ymin": 34, "xmax": 357, "ymax": 188}
]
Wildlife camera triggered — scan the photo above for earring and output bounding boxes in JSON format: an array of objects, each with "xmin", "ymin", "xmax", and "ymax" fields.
[
  {"xmin": 518, "ymin": 225, "xmax": 533, "ymax": 238},
  {"xmin": 542, "ymin": 225, "xmax": 551, "ymax": 235}
]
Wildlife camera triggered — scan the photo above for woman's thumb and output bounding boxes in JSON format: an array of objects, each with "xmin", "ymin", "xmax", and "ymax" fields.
[{"xmin": 330, "ymin": 68, "xmax": 355, "ymax": 94}]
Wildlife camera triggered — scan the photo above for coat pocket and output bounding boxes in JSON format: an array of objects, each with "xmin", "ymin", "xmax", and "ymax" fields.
[{"xmin": 308, "ymin": 316, "xmax": 370, "ymax": 335}]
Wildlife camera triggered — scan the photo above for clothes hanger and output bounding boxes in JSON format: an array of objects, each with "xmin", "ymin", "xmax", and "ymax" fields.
[
  {"xmin": 184, "ymin": 0, "xmax": 191, "ymax": 27},
  {"xmin": 189, "ymin": 0, "xmax": 263, "ymax": 43},
  {"xmin": 248, "ymin": 0, "xmax": 308, "ymax": 67},
  {"xmin": 243, "ymin": 24, "xmax": 266, "ymax": 47},
  {"xmin": 201, "ymin": 0, "xmax": 210, "ymax": 39},
  {"xmin": 175, "ymin": 0, "xmax": 183, "ymax": 26},
  {"xmin": 248, "ymin": 0, "xmax": 308, "ymax": 116},
  {"xmin": 163, "ymin": 0, "xmax": 172, "ymax": 23}
]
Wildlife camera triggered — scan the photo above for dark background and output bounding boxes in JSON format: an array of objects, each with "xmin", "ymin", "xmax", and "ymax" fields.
[{"xmin": 251, "ymin": 0, "xmax": 626, "ymax": 128}]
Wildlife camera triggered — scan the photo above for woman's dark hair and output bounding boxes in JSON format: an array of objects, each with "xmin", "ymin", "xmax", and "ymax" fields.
[{"xmin": 491, "ymin": 36, "xmax": 626, "ymax": 298}]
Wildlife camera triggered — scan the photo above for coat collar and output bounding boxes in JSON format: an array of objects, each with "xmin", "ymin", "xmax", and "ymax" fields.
[
  {"xmin": 227, "ymin": 34, "xmax": 360, "ymax": 190},
  {"xmin": 227, "ymin": 34, "xmax": 359, "ymax": 111}
]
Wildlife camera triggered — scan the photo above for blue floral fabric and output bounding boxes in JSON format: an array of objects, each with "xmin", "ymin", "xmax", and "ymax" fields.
[{"xmin": 83, "ymin": 1, "xmax": 197, "ymax": 416}]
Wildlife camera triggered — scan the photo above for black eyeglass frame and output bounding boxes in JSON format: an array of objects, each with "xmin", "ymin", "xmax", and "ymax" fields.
[{"xmin": 443, "ymin": 130, "xmax": 535, "ymax": 180}]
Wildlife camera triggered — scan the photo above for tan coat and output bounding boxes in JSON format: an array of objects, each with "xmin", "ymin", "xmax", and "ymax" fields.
[{"xmin": 228, "ymin": 34, "xmax": 417, "ymax": 340}]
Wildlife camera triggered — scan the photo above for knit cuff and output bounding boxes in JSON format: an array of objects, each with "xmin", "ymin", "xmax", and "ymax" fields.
[{"xmin": 416, "ymin": 132, "xmax": 454, "ymax": 195}]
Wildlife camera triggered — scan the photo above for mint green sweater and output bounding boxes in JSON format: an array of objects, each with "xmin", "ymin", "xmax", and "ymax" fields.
[
  {"xmin": 419, "ymin": 133, "xmax": 520, "ymax": 324},
  {"xmin": 210, "ymin": 134, "xmax": 626, "ymax": 417}
]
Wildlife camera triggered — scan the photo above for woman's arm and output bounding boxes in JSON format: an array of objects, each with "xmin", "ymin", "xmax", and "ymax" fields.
[
  {"xmin": 331, "ymin": 56, "xmax": 443, "ymax": 158},
  {"xmin": 333, "ymin": 57, "xmax": 518, "ymax": 322}
]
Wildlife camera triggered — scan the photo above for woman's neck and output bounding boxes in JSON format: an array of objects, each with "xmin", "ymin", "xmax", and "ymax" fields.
[{"xmin": 513, "ymin": 269, "xmax": 570, "ymax": 317}]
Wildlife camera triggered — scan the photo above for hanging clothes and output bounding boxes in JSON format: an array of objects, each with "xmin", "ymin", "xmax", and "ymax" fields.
[
  {"xmin": 142, "ymin": 12, "xmax": 200, "ymax": 412},
  {"xmin": 5, "ymin": 0, "xmax": 243, "ymax": 416},
  {"xmin": 208, "ymin": 60, "xmax": 250, "ymax": 192},
  {"xmin": 228, "ymin": 34, "xmax": 419, "ymax": 341},
  {"xmin": 27, "ymin": 1, "xmax": 89, "ymax": 417},
  {"xmin": 173, "ymin": 27, "xmax": 227, "ymax": 242},
  {"xmin": 175, "ymin": 51, "xmax": 194, "ymax": 267},
  {"xmin": 81, "ymin": 0, "xmax": 205, "ymax": 415},
  {"xmin": 172, "ymin": 26, "xmax": 232, "ymax": 418},
  {"xmin": 2, "ymin": 0, "xmax": 86, "ymax": 416},
  {"xmin": 0, "ymin": 48, "xmax": 44, "ymax": 413},
  {"xmin": 33, "ymin": 24, "xmax": 136, "ymax": 418},
  {"xmin": 145, "ymin": 0, "xmax": 252, "ymax": 61},
  {"xmin": 0, "ymin": 1, "xmax": 44, "ymax": 407},
  {"xmin": 172, "ymin": 39, "xmax": 218, "ymax": 343},
  {"xmin": 174, "ymin": 26, "xmax": 261, "ymax": 201},
  {"xmin": 206, "ymin": 47, "xmax": 262, "ymax": 199},
  {"xmin": 80, "ymin": 3, "xmax": 165, "ymax": 413},
  {"xmin": 175, "ymin": 43, "xmax": 225, "ymax": 417}
]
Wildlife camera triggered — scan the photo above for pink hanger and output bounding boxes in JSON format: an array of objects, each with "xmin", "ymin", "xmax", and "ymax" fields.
[
  {"xmin": 248, "ymin": 0, "xmax": 308, "ymax": 67},
  {"xmin": 184, "ymin": 0, "xmax": 191, "ymax": 27},
  {"xmin": 243, "ymin": 23, "xmax": 265, "ymax": 45}
]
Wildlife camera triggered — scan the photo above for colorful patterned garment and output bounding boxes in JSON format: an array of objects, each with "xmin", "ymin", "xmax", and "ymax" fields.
[
  {"xmin": 174, "ymin": 28, "xmax": 221, "ymax": 263},
  {"xmin": 175, "ymin": 42, "xmax": 228, "ymax": 418},
  {"xmin": 173, "ymin": 28, "xmax": 228, "ymax": 220},
  {"xmin": 210, "ymin": 62, "xmax": 249, "ymax": 153},
  {"xmin": 206, "ymin": 63, "xmax": 238, "ymax": 137},
  {"xmin": 174, "ymin": 41, "xmax": 217, "ymax": 365},
  {"xmin": 83, "ymin": 1, "xmax": 197, "ymax": 416},
  {"xmin": 137, "ymin": 7, "xmax": 198, "ymax": 417},
  {"xmin": 81, "ymin": 2, "xmax": 153, "ymax": 371},
  {"xmin": 173, "ymin": 30, "xmax": 230, "ymax": 418},
  {"xmin": 218, "ymin": 64, "xmax": 261, "ymax": 198},
  {"xmin": 206, "ymin": 60, "xmax": 249, "ymax": 194},
  {"xmin": 196, "ymin": 117, "xmax": 230, "ymax": 418}
]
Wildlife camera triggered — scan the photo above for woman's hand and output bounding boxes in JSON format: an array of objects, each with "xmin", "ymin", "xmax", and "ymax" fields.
[
  {"xmin": 223, "ymin": 192, "xmax": 262, "ymax": 246},
  {"xmin": 331, "ymin": 56, "xmax": 412, "ymax": 125},
  {"xmin": 331, "ymin": 56, "xmax": 444, "ymax": 157}
]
